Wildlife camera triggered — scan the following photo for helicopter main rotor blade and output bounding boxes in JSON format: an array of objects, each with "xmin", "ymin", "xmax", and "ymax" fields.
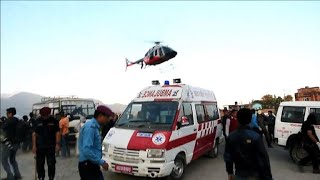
[{"xmin": 144, "ymin": 40, "xmax": 163, "ymax": 45}]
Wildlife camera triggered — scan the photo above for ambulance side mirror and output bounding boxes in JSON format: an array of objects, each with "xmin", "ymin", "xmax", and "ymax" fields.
[{"xmin": 177, "ymin": 116, "xmax": 189, "ymax": 129}]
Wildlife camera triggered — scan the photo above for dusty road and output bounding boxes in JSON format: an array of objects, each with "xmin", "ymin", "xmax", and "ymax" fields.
[{"xmin": 1, "ymin": 143, "xmax": 319, "ymax": 180}]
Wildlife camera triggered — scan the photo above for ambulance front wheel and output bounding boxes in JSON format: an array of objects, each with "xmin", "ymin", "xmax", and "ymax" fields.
[{"xmin": 168, "ymin": 154, "xmax": 185, "ymax": 180}]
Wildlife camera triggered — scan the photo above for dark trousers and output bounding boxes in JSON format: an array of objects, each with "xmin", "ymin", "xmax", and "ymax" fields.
[
  {"xmin": 61, "ymin": 135, "xmax": 70, "ymax": 157},
  {"xmin": 36, "ymin": 147, "xmax": 56, "ymax": 180},
  {"xmin": 22, "ymin": 134, "xmax": 32, "ymax": 152},
  {"xmin": 268, "ymin": 127, "xmax": 274, "ymax": 142},
  {"xmin": 78, "ymin": 161, "xmax": 104, "ymax": 180},
  {"xmin": 253, "ymin": 127, "xmax": 272, "ymax": 146},
  {"xmin": 262, "ymin": 128, "xmax": 272, "ymax": 146},
  {"xmin": 300, "ymin": 143, "xmax": 320, "ymax": 170},
  {"xmin": 1, "ymin": 144, "xmax": 21, "ymax": 180}
]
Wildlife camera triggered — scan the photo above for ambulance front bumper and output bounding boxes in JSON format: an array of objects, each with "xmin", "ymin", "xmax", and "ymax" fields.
[{"xmin": 103, "ymin": 153, "xmax": 174, "ymax": 178}]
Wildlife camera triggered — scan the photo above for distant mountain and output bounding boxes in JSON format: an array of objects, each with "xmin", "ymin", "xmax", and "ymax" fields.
[
  {"xmin": 1, "ymin": 92, "xmax": 44, "ymax": 117},
  {"xmin": 1, "ymin": 93, "xmax": 12, "ymax": 98},
  {"xmin": 0, "ymin": 92, "xmax": 127, "ymax": 117},
  {"xmin": 106, "ymin": 103, "xmax": 127, "ymax": 114}
]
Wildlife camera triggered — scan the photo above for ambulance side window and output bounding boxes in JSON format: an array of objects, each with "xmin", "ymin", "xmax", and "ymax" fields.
[
  {"xmin": 182, "ymin": 103, "xmax": 194, "ymax": 125},
  {"xmin": 281, "ymin": 106, "xmax": 305, "ymax": 123},
  {"xmin": 205, "ymin": 104, "xmax": 219, "ymax": 121},
  {"xmin": 310, "ymin": 108, "xmax": 320, "ymax": 125},
  {"xmin": 195, "ymin": 104, "xmax": 205, "ymax": 123}
]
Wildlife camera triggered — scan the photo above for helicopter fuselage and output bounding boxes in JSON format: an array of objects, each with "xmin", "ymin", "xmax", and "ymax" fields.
[
  {"xmin": 143, "ymin": 46, "xmax": 177, "ymax": 65},
  {"xmin": 144, "ymin": 51, "xmax": 176, "ymax": 65},
  {"xmin": 125, "ymin": 43, "xmax": 177, "ymax": 70}
]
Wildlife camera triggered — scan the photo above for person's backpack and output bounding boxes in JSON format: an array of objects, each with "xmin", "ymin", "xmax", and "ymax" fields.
[{"xmin": 14, "ymin": 120, "xmax": 29, "ymax": 143}]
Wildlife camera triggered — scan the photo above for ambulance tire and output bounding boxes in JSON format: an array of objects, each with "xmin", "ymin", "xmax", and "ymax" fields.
[
  {"xmin": 208, "ymin": 139, "xmax": 219, "ymax": 158},
  {"xmin": 168, "ymin": 154, "xmax": 186, "ymax": 180},
  {"xmin": 289, "ymin": 142, "xmax": 309, "ymax": 164}
]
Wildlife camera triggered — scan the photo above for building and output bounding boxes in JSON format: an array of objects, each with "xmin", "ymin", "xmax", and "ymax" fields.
[{"xmin": 295, "ymin": 86, "xmax": 320, "ymax": 101}]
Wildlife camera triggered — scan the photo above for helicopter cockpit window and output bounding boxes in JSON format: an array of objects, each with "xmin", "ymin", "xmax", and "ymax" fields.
[
  {"xmin": 145, "ymin": 49, "xmax": 151, "ymax": 57},
  {"xmin": 159, "ymin": 47, "xmax": 164, "ymax": 56},
  {"xmin": 154, "ymin": 48, "xmax": 158, "ymax": 56}
]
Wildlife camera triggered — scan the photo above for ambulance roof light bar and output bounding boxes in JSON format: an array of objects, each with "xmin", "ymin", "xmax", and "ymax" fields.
[
  {"xmin": 164, "ymin": 80, "xmax": 170, "ymax": 85},
  {"xmin": 152, "ymin": 80, "xmax": 160, "ymax": 85},
  {"xmin": 173, "ymin": 78, "xmax": 181, "ymax": 84}
]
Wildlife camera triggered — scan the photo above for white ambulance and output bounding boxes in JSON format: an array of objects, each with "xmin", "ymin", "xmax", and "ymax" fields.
[
  {"xmin": 102, "ymin": 79, "xmax": 223, "ymax": 179},
  {"xmin": 274, "ymin": 101, "xmax": 320, "ymax": 163}
]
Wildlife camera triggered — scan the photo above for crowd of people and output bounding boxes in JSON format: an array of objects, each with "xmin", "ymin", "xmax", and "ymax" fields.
[
  {"xmin": 221, "ymin": 108, "xmax": 276, "ymax": 148},
  {"xmin": 1, "ymin": 105, "xmax": 319, "ymax": 180},
  {"xmin": 221, "ymin": 107, "xmax": 320, "ymax": 179},
  {"xmin": 0, "ymin": 106, "xmax": 118, "ymax": 180}
]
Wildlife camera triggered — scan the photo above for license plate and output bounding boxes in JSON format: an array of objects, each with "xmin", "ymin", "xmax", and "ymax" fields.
[{"xmin": 115, "ymin": 165, "xmax": 132, "ymax": 174}]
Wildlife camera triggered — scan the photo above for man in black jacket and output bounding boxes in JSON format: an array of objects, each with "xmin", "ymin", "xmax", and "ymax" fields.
[
  {"xmin": 224, "ymin": 108, "xmax": 273, "ymax": 180},
  {"xmin": 32, "ymin": 107, "xmax": 61, "ymax": 180},
  {"xmin": 1, "ymin": 107, "xmax": 22, "ymax": 180},
  {"xmin": 299, "ymin": 113, "xmax": 320, "ymax": 174},
  {"xmin": 267, "ymin": 111, "xmax": 276, "ymax": 142}
]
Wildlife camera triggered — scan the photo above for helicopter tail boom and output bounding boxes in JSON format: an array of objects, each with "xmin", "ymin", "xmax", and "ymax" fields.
[{"xmin": 125, "ymin": 58, "xmax": 144, "ymax": 71}]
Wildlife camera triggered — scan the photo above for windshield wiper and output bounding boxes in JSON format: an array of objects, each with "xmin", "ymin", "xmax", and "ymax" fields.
[
  {"xmin": 128, "ymin": 119, "xmax": 150, "ymax": 123},
  {"xmin": 116, "ymin": 119, "xmax": 149, "ymax": 127},
  {"xmin": 117, "ymin": 122, "xmax": 129, "ymax": 127},
  {"xmin": 137, "ymin": 124, "xmax": 147, "ymax": 128}
]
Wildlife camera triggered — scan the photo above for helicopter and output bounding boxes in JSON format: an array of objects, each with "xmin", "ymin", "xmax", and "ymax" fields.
[{"xmin": 125, "ymin": 41, "xmax": 177, "ymax": 70}]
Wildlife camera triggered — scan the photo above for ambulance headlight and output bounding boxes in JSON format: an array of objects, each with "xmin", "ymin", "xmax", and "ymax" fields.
[
  {"xmin": 147, "ymin": 149, "xmax": 165, "ymax": 158},
  {"xmin": 102, "ymin": 143, "xmax": 111, "ymax": 153}
]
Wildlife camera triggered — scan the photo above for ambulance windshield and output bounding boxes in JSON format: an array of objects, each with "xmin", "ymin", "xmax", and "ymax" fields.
[{"xmin": 116, "ymin": 101, "xmax": 178, "ymax": 130}]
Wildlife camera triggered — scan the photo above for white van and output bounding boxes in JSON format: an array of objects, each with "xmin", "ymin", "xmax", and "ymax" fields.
[
  {"xmin": 102, "ymin": 79, "xmax": 223, "ymax": 179},
  {"xmin": 274, "ymin": 101, "xmax": 320, "ymax": 162}
]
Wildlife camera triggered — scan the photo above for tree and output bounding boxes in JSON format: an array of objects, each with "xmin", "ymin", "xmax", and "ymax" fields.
[
  {"xmin": 274, "ymin": 96, "xmax": 284, "ymax": 112},
  {"xmin": 284, "ymin": 95, "xmax": 293, "ymax": 101},
  {"xmin": 261, "ymin": 94, "xmax": 274, "ymax": 109},
  {"xmin": 253, "ymin": 93, "xmax": 292, "ymax": 111},
  {"xmin": 262, "ymin": 94, "xmax": 273, "ymax": 101}
]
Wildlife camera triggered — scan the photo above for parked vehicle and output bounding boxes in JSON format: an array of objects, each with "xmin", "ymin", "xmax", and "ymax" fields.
[
  {"xmin": 102, "ymin": 79, "xmax": 223, "ymax": 179},
  {"xmin": 274, "ymin": 101, "xmax": 320, "ymax": 163},
  {"xmin": 32, "ymin": 96, "xmax": 96, "ymax": 142}
]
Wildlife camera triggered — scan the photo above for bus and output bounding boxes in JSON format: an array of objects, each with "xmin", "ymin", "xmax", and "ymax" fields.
[{"xmin": 32, "ymin": 96, "xmax": 96, "ymax": 142}]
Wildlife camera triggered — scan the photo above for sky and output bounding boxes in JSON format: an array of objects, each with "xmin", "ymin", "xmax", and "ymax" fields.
[{"xmin": 1, "ymin": 1, "xmax": 320, "ymax": 107}]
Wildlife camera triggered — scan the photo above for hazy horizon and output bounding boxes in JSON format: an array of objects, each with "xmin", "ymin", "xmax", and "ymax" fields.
[{"xmin": 1, "ymin": 1, "xmax": 320, "ymax": 106}]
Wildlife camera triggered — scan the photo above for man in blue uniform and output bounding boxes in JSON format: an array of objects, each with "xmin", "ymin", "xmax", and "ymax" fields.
[
  {"xmin": 224, "ymin": 108, "xmax": 273, "ymax": 180},
  {"xmin": 78, "ymin": 105, "xmax": 114, "ymax": 180}
]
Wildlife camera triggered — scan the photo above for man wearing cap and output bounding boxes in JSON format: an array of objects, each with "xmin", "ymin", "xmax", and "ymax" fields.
[
  {"xmin": 78, "ymin": 105, "xmax": 114, "ymax": 180},
  {"xmin": 224, "ymin": 108, "xmax": 273, "ymax": 180},
  {"xmin": 32, "ymin": 107, "xmax": 61, "ymax": 180}
]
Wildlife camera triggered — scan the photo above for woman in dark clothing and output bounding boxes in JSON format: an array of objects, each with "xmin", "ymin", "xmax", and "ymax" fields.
[{"xmin": 299, "ymin": 113, "xmax": 320, "ymax": 174}]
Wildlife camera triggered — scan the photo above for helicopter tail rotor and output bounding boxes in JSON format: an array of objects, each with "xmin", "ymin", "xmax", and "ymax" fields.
[{"xmin": 125, "ymin": 58, "xmax": 132, "ymax": 71}]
